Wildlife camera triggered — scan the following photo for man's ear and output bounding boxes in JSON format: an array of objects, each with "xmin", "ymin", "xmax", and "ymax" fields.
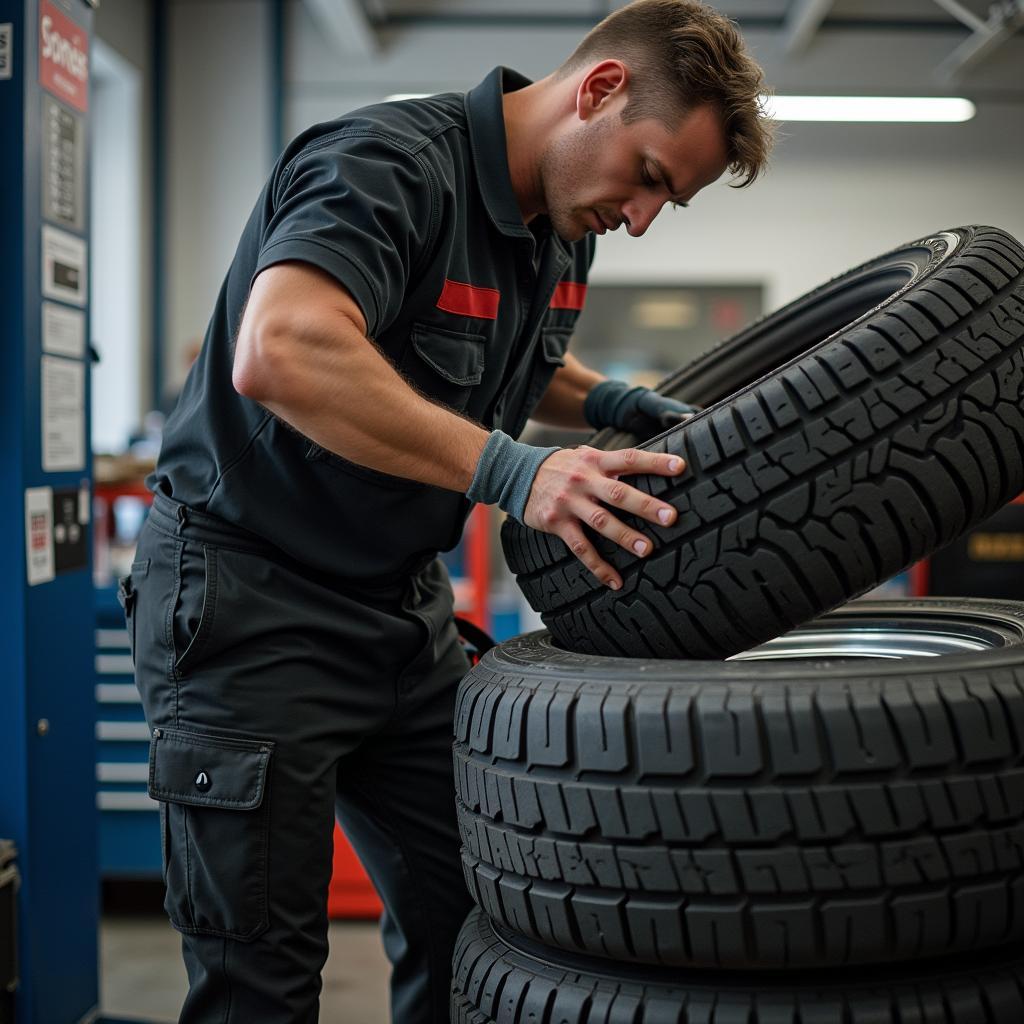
[{"xmin": 576, "ymin": 60, "xmax": 629, "ymax": 121}]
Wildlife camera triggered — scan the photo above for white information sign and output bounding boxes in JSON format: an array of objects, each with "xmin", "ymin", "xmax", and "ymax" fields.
[
  {"xmin": 41, "ymin": 224, "xmax": 87, "ymax": 306},
  {"xmin": 41, "ymin": 354, "xmax": 85, "ymax": 471},
  {"xmin": 25, "ymin": 487, "xmax": 55, "ymax": 586},
  {"xmin": 42, "ymin": 300, "xmax": 85, "ymax": 357}
]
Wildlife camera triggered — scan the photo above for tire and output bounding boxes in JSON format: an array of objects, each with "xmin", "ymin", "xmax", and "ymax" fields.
[
  {"xmin": 502, "ymin": 226, "xmax": 1024, "ymax": 660},
  {"xmin": 454, "ymin": 599, "xmax": 1024, "ymax": 970},
  {"xmin": 452, "ymin": 907, "xmax": 1024, "ymax": 1024}
]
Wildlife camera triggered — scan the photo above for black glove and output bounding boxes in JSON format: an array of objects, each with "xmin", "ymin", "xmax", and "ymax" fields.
[{"xmin": 583, "ymin": 379, "xmax": 700, "ymax": 436}]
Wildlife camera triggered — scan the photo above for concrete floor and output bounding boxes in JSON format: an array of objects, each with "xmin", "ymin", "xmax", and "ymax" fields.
[{"xmin": 100, "ymin": 916, "xmax": 391, "ymax": 1022}]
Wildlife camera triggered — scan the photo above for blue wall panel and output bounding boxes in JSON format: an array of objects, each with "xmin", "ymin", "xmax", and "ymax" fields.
[{"xmin": 0, "ymin": 1, "xmax": 99, "ymax": 1020}]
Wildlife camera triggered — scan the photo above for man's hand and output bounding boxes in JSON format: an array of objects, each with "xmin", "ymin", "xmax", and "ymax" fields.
[{"xmin": 523, "ymin": 446, "xmax": 685, "ymax": 590}]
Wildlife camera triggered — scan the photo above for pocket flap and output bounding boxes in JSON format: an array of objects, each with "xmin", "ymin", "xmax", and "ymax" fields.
[
  {"xmin": 148, "ymin": 727, "xmax": 274, "ymax": 811},
  {"xmin": 540, "ymin": 327, "xmax": 570, "ymax": 366},
  {"xmin": 411, "ymin": 324, "xmax": 486, "ymax": 385}
]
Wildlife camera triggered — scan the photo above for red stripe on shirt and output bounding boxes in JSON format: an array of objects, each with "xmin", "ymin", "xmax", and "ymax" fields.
[
  {"xmin": 550, "ymin": 281, "xmax": 587, "ymax": 311},
  {"xmin": 436, "ymin": 279, "xmax": 501, "ymax": 320}
]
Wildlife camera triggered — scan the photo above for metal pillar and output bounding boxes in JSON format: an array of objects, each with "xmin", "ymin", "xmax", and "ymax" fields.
[{"xmin": 0, "ymin": 1, "xmax": 99, "ymax": 1021}]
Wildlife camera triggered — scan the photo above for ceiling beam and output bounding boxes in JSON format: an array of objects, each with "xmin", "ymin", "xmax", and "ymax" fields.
[
  {"xmin": 931, "ymin": 0, "xmax": 988, "ymax": 34},
  {"xmin": 936, "ymin": 0, "xmax": 1024, "ymax": 78},
  {"xmin": 783, "ymin": 0, "xmax": 835, "ymax": 56},
  {"xmin": 303, "ymin": 0, "xmax": 378, "ymax": 57}
]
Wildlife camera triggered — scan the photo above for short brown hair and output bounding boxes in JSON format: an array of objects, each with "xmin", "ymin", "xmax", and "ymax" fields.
[{"xmin": 558, "ymin": 0, "xmax": 773, "ymax": 187}]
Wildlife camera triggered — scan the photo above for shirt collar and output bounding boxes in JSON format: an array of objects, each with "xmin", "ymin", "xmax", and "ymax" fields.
[{"xmin": 465, "ymin": 66, "xmax": 536, "ymax": 240}]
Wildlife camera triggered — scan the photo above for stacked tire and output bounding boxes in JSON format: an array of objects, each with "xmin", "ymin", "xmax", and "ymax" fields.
[{"xmin": 451, "ymin": 227, "xmax": 1024, "ymax": 1022}]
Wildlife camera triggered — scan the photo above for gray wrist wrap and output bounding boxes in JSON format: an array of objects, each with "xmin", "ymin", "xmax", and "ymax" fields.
[{"xmin": 466, "ymin": 431, "xmax": 559, "ymax": 523}]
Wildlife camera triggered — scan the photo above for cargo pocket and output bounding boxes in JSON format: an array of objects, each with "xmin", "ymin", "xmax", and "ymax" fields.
[
  {"xmin": 149, "ymin": 726, "xmax": 274, "ymax": 941},
  {"xmin": 406, "ymin": 323, "xmax": 485, "ymax": 412}
]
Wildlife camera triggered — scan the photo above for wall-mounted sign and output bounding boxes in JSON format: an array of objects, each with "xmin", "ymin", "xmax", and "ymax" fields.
[
  {"xmin": 25, "ymin": 486, "xmax": 56, "ymax": 586},
  {"xmin": 42, "ymin": 300, "xmax": 85, "ymax": 358},
  {"xmin": 41, "ymin": 354, "xmax": 85, "ymax": 472},
  {"xmin": 42, "ymin": 94, "xmax": 85, "ymax": 230},
  {"xmin": 39, "ymin": 1, "xmax": 88, "ymax": 113},
  {"xmin": 41, "ymin": 224, "xmax": 86, "ymax": 306}
]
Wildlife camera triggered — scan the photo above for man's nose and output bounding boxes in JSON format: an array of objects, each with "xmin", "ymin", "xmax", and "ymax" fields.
[{"xmin": 622, "ymin": 195, "xmax": 664, "ymax": 237}]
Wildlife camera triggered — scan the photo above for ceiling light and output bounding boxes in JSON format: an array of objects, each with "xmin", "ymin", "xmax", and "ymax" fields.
[
  {"xmin": 385, "ymin": 92, "xmax": 976, "ymax": 123},
  {"xmin": 762, "ymin": 95, "xmax": 976, "ymax": 123}
]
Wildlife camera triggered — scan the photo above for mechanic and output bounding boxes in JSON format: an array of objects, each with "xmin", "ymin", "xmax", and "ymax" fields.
[{"xmin": 121, "ymin": 1, "xmax": 772, "ymax": 1021}]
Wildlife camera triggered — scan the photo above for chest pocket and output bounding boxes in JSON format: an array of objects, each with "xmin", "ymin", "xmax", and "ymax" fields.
[{"xmin": 405, "ymin": 323, "xmax": 486, "ymax": 413}]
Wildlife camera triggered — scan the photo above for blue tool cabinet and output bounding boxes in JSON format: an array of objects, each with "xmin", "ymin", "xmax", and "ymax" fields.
[{"xmin": 94, "ymin": 586, "xmax": 161, "ymax": 877}]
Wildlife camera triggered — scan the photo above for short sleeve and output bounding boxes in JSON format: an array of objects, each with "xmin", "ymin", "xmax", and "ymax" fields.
[{"xmin": 255, "ymin": 134, "xmax": 436, "ymax": 338}]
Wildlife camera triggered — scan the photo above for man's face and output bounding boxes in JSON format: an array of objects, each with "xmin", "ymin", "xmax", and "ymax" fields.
[{"xmin": 539, "ymin": 102, "xmax": 730, "ymax": 243}]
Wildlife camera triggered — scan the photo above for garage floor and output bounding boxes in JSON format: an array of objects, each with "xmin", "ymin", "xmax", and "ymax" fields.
[{"xmin": 100, "ymin": 916, "xmax": 391, "ymax": 1022}]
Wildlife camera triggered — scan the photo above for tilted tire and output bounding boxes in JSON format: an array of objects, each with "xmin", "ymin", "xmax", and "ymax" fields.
[
  {"xmin": 502, "ymin": 226, "xmax": 1024, "ymax": 659},
  {"xmin": 452, "ymin": 907, "xmax": 1024, "ymax": 1024},
  {"xmin": 454, "ymin": 600, "xmax": 1024, "ymax": 970}
]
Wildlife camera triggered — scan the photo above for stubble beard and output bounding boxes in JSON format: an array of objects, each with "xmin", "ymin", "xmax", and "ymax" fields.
[{"xmin": 538, "ymin": 120, "xmax": 606, "ymax": 243}]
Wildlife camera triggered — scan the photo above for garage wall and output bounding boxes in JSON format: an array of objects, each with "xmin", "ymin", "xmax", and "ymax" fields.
[
  {"xmin": 163, "ymin": 0, "xmax": 275, "ymax": 398},
  {"xmin": 92, "ymin": 0, "xmax": 155, "ymax": 424}
]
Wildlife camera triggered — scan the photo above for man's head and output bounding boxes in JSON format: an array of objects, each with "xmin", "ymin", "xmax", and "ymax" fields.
[{"xmin": 537, "ymin": 0, "xmax": 772, "ymax": 241}]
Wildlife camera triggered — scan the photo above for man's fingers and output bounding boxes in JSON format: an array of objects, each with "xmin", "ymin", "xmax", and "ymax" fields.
[
  {"xmin": 525, "ymin": 445, "xmax": 686, "ymax": 588},
  {"xmin": 598, "ymin": 448, "xmax": 686, "ymax": 478},
  {"xmin": 579, "ymin": 502, "xmax": 659, "ymax": 560},
  {"xmin": 562, "ymin": 529, "xmax": 622, "ymax": 590},
  {"xmin": 603, "ymin": 478, "xmax": 677, "ymax": 527}
]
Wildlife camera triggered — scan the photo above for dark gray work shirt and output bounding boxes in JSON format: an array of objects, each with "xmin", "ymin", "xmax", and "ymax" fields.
[{"xmin": 152, "ymin": 67, "xmax": 596, "ymax": 584}]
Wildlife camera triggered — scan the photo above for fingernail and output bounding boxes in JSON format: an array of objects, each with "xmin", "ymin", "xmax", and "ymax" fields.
[
  {"xmin": 632, "ymin": 540, "xmax": 648, "ymax": 555},
  {"xmin": 607, "ymin": 579, "xmax": 621, "ymax": 590},
  {"xmin": 668, "ymin": 457, "xmax": 682, "ymax": 472},
  {"xmin": 658, "ymin": 508, "xmax": 673, "ymax": 525}
]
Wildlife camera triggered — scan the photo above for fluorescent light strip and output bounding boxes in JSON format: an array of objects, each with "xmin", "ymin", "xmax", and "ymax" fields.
[
  {"xmin": 762, "ymin": 95, "xmax": 976, "ymax": 123},
  {"xmin": 385, "ymin": 91, "xmax": 977, "ymax": 124}
]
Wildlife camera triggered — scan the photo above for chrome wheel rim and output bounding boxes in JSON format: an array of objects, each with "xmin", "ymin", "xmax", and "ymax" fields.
[{"xmin": 729, "ymin": 612, "xmax": 1014, "ymax": 661}]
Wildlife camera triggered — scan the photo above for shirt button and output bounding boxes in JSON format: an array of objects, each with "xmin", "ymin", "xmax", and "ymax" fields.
[{"xmin": 195, "ymin": 770, "xmax": 211, "ymax": 792}]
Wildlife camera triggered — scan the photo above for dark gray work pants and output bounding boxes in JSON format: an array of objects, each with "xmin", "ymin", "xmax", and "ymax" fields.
[{"xmin": 122, "ymin": 494, "xmax": 473, "ymax": 1023}]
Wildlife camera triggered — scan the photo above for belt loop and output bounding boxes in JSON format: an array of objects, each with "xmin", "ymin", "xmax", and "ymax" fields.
[{"xmin": 176, "ymin": 504, "xmax": 188, "ymax": 532}]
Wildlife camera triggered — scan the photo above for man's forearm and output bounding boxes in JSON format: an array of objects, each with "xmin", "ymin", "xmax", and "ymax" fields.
[{"xmin": 235, "ymin": 310, "xmax": 489, "ymax": 493}]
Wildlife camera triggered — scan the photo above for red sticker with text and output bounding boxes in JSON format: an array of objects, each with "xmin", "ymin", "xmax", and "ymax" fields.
[{"xmin": 39, "ymin": 1, "xmax": 89, "ymax": 113}]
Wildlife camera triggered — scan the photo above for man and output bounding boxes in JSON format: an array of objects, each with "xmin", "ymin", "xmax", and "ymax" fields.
[{"xmin": 123, "ymin": 1, "xmax": 772, "ymax": 1021}]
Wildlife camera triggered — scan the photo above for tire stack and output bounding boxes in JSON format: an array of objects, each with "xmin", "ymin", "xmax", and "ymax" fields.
[{"xmin": 451, "ymin": 226, "xmax": 1024, "ymax": 1022}]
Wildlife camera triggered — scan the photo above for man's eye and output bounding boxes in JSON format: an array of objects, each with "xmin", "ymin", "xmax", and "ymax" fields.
[{"xmin": 641, "ymin": 164, "xmax": 656, "ymax": 187}]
